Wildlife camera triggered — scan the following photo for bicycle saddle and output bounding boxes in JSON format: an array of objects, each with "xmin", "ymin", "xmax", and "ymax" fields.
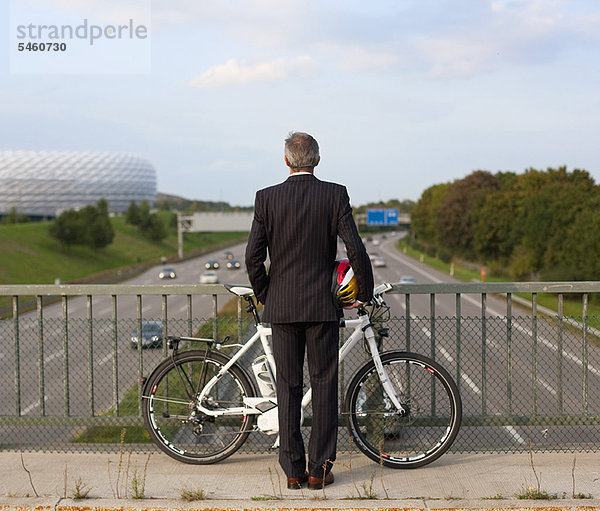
[{"xmin": 224, "ymin": 284, "xmax": 254, "ymax": 297}]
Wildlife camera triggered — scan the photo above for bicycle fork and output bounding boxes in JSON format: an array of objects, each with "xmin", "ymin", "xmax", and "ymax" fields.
[{"xmin": 363, "ymin": 326, "xmax": 408, "ymax": 417}]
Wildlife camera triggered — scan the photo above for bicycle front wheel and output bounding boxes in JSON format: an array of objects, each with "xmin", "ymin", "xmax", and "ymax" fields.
[
  {"xmin": 345, "ymin": 351, "xmax": 462, "ymax": 468},
  {"xmin": 142, "ymin": 350, "xmax": 256, "ymax": 464}
]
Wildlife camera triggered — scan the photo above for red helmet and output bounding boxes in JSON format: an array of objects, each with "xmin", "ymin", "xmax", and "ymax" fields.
[{"xmin": 332, "ymin": 259, "xmax": 358, "ymax": 308}]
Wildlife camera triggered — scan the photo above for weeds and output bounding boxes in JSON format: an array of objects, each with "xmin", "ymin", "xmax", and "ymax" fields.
[
  {"xmin": 130, "ymin": 453, "xmax": 152, "ymax": 499},
  {"xmin": 107, "ymin": 428, "xmax": 152, "ymax": 499},
  {"xmin": 516, "ymin": 486, "xmax": 558, "ymax": 500},
  {"xmin": 108, "ymin": 428, "xmax": 127, "ymax": 498},
  {"xmin": 571, "ymin": 455, "xmax": 593, "ymax": 499},
  {"xmin": 573, "ymin": 492, "xmax": 593, "ymax": 499},
  {"xmin": 342, "ymin": 444, "xmax": 378, "ymax": 500},
  {"xmin": 318, "ymin": 459, "xmax": 333, "ymax": 499},
  {"xmin": 527, "ymin": 439, "xmax": 542, "ymax": 494},
  {"xmin": 18, "ymin": 427, "xmax": 39, "ymax": 498},
  {"xmin": 71, "ymin": 477, "xmax": 92, "ymax": 499},
  {"xmin": 359, "ymin": 472, "xmax": 378, "ymax": 499},
  {"xmin": 482, "ymin": 493, "xmax": 504, "ymax": 500},
  {"xmin": 516, "ymin": 440, "xmax": 557, "ymax": 500},
  {"xmin": 268, "ymin": 466, "xmax": 282, "ymax": 499},
  {"xmin": 180, "ymin": 487, "xmax": 208, "ymax": 501}
]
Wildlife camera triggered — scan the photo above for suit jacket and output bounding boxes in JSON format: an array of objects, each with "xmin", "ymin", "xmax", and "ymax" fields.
[{"xmin": 245, "ymin": 173, "xmax": 373, "ymax": 323}]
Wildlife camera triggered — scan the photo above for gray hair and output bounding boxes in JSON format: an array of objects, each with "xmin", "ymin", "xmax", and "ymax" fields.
[{"xmin": 284, "ymin": 131, "xmax": 320, "ymax": 169}]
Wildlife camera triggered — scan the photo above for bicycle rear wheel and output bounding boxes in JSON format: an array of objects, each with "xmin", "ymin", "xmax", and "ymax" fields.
[
  {"xmin": 142, "ymin": 350, "xmax": 256, "ymax": 464},
  {"xmin": 345, "ymin": 351, "xmax": 462, "ymax": 468}
]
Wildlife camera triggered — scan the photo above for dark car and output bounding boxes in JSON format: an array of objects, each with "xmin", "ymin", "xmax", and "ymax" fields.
[
  {"xmin": 131, "ymin": 321, "xmax": 163, "ymax": 349},
  {"xmin": 224, "ymin": 251, "xmax": 234, "ymax": 260},
  {"xmin": 205, "ymin": 260, "xmax": 220, "ymax": 270},
  {"xmin": 226, "ymin": 259, "xmax": 241, "ymax": 270}
]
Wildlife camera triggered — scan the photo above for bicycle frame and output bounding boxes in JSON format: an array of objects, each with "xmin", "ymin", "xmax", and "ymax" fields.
[{"xmin": 195, "ymin": 290, "xmax": 406, "ymax": 421}]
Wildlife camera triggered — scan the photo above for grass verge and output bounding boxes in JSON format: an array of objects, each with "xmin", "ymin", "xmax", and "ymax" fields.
[{"xmin": 396, "ymin": 238, "xmax": 600, "ymax": 320}]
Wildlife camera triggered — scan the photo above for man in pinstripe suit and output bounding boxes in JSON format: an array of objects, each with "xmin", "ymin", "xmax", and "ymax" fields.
[{"xmin": 245, "ymin": 131, "xmax": 373, "ymax": 489}]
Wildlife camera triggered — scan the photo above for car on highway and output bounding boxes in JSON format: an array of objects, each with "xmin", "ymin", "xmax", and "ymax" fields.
[
  {"xmin": 399, "ymin": 275, "xmax": 416, "ymax": 283},
  {"xmin": 158, "ymin": 267, "xmax": 176, "ymax": 279},
  {"xmin": 226, "ymin": 259, "xmax": 241, "ymax": 270},
  {"xmin": 200, "ymin": 271, "xmax": 219, "ymax": 284},
  {"xmin": 372, "ymin": 239, "xmax": 380, "ymax": 246},
  {"xmin": 131, "ymin": 321, "xmax": 163, "ymax": 349},
  {"xmin": 205, "ymin": 260, "xmax": 220, "ymax": 270},
  {"xmin": 224, "ymin": 251, "xmax": 234, "ymax": 260},
  {"xmin": 373, "ymin": 257, "xmax": 386, "ymax": 268}
]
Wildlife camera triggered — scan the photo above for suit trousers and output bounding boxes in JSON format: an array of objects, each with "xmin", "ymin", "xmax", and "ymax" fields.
[{"xmin": 271, "ymin": 321, "xmax": 339, "ymax": 479}]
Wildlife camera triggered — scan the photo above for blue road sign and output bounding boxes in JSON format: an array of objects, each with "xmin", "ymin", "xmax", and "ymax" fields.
[{"xmin": 366, "ymin": 208, "xmax": 399, "ymax": 226}]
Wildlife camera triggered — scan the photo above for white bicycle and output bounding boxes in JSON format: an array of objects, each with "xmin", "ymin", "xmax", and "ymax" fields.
[{"xmin": 142, "ymin": 283, "xmax": 462, "ymax": 468}]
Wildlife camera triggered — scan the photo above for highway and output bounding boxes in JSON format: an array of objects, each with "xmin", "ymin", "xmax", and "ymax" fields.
[
  {"xmin": 372, "ymin": 235, "xmax": 600, "ymax": 451},
  {"xmin": 1, "ymin": 233, "xmax": 599, "ymax": 452},
  {"xmin": 0, "ymin": 242, "xmax": 251, "ymax": 446}
]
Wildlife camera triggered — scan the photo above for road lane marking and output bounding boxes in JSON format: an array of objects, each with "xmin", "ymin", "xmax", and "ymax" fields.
[
  {"xmin": 537, "ymin": 377, "xmax": 558, "ymax": 396},
  {"xmin": 382, "ymin": 239, "xmax": 600, "ymax": 385},
  {"xmin": 378, "ymin": 237, "xmax": 589, "ymax": 447},
  {"xmin": 22, "ymin": 396, "xmax": 48, "ymax": 415},
  {"xmin": 514, "ymin": 321, "xmax": 600, "ymax": 378},
  {"xmin": 438, "ymin": 346, "xmax": 482, "ymax": 395},
  {"xmin": 504, "ymin": 425, "xmax": 527, "ymax": 445},
  {"xmin": 99, "ymin": 353, "xmax": 113, "ymax": 366},
  {"xmin": 380, "ymin": 239, "xmax": 504, "ymax": 316},
  {"xmin": 45, "ymin": 350, "xmax": 64, "ymax": 364}
]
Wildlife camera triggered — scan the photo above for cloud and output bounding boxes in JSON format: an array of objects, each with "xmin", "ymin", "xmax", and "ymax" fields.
[
  {"xmin": 189, "ymin": 56, "xmax": 318, "ymax": 88},
  {"xmin": 412, "ymin": 0, "xmax": 600, "ymax": 79}
]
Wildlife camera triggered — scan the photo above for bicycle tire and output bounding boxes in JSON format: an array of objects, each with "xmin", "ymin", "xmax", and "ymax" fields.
[
  {"xmin": 345, "ymin": 350, "xmax": 462, "ymax": 468},
  {"xmin": 142, "ymin": 350, "xmax": 256, "ymax": 464}
]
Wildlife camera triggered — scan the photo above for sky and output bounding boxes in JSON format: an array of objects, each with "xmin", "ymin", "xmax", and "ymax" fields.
[{"xmin": 1, "ymin": 0, "xmax": 599, "ymax": 207}]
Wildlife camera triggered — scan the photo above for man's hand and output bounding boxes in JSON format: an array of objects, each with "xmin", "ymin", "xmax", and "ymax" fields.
[{"xmin": 343, "ymin": 301, "xmax": 362, "ymax": 310}]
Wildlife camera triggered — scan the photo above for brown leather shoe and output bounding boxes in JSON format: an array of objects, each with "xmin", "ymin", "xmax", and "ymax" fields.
[
  {"xmin": 287, "ymin": 472, "xmax": 308, "ymax": 489},
  {"xmin": 308, "ymin": 472, "xmax": 334, "ymax": 490}
]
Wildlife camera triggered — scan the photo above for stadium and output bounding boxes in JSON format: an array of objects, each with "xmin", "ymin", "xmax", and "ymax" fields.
[{"xmin": 0, "ymin": 150, "xmax": 156, "ymax": 219}]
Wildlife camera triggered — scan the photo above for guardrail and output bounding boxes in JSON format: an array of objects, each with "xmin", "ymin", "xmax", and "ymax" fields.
[{"xmin": 0, "ymin": 281, "xmax": 599, "ymax": 453}]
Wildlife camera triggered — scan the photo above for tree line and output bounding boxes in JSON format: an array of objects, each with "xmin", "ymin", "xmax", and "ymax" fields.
[{"xmin": 410, "ymin": 166, "xmax": 600, "ymax": 281}]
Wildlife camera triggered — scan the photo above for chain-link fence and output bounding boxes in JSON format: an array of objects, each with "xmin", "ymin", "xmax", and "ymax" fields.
[{"xmin": 0, "ymin": 282, "xmax": 599, "ymax": 454}]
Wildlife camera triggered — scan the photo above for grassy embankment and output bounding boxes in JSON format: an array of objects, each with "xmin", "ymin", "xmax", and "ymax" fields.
[
  {"xmin": 0, "ymin": 213, "xmax": 247, "ymax": 286},
  {"xmin": 396, "ymin": 237, "xmax": 600, "ymax": 319}
]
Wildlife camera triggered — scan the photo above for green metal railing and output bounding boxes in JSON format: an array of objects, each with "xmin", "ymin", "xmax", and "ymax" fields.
[{"xmin": 0, "ymin": 282, "xmax": 599, "ymax": 453}]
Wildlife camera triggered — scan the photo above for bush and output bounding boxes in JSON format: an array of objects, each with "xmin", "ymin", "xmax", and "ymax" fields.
[{"xmin": 49, "ymin": 199, "xmax": 114, "ymax": 251}]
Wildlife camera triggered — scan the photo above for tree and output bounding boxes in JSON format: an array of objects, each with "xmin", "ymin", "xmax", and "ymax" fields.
[
  {"xmin": 49, "ymin": 209, "xmax": 84, "ymax": 251},
  {"xmin": 126, "ymin": 200, "xmax": 140, "ymax": 225},
  {"xmin": 138, "ymin": 199, "xmax": 151, "ymax": 226},
  {"xmin": 79, "ymin": 201, "xmax": 115, "ymax": 249},
  {"xmin": 561, "ymin": 196, "xmax": 600, "ymax": 281},
  {"xmin": 411, "ymin": 183, "xmax": 450, "ymax": 245},
  {"xmin": 472, "ymin": 190, "xmax": 520, "ymax": 263},
  {"xmin": 49, "ymin": 199, "xmax": 114, "ymax": 250},
  {"xmin": 436, "ymin": 171, "xmax": 501, "ymax": 257},
  {"xmin": 140, "ymin": 213, "xmax": 167, "ymax": 242}
]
